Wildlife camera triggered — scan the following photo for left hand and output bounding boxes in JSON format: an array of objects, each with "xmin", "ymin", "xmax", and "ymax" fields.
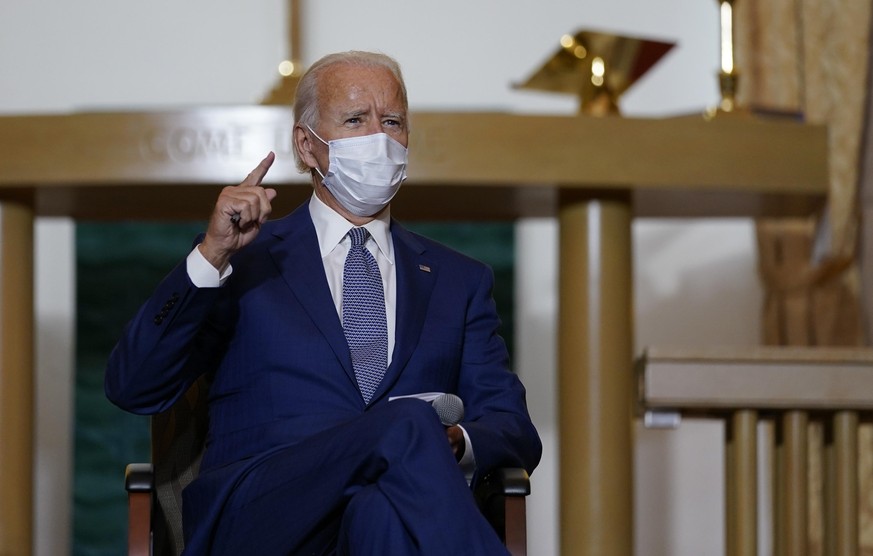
[{"xmin": 446, "ymin": 425, "xmax": 466, "ymax": 462}]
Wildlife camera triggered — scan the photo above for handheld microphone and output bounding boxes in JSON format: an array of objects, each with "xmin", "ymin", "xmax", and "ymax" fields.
[{"xmin": 432, "ymin": 393, "xmax": 464, "ymax": 426}]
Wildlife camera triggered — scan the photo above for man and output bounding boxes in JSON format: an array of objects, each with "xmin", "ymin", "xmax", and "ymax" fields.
[{"xmin": 106, "ymin": 50, "xmax": 541, "ymax": 555}]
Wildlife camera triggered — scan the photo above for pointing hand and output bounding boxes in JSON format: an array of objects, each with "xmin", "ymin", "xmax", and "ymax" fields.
[{"xmin": 198, "ymin": 152, "xmax": 278, "ymax": 271}]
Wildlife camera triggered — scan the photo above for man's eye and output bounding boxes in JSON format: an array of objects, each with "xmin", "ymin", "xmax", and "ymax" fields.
[
  {"xmin": 346, "ymin": 117, "xmax": 361, "ymax": 125},
  {"xmin": 383, "ymin": 119, "xmax": 400, "ymax": 127}
]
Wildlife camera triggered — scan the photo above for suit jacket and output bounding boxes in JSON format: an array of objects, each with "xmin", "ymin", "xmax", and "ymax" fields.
[{"xmin": 105, "ymin": 201, "xmax": 542, "ymax": 551}]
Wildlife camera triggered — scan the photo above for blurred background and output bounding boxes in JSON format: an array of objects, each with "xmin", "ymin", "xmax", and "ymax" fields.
[{"xmin": 1, "ymin": 1, "xmax": 773, "ymax": 554}]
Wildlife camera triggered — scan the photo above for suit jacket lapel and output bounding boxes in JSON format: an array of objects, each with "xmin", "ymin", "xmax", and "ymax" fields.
[
  {"xmin": 266, "ymin": 209, "xmax": 437, "ymax": 405},
  {"xmin": 267, "ymin": 205, "xmax": 357, "ymax": 388},
  {"xmin": 370, "ymin": 221, "xmax": 436, "ymax": 402}
]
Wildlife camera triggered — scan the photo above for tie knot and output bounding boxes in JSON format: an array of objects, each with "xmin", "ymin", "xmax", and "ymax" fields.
[{"xmin": 348, "ymin": 227, "xmax": 370, "ymax": 247}]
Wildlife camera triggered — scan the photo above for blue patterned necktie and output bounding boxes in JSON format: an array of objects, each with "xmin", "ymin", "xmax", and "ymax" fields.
[{"xmin": 342, "ymin": 227, "xmax": 388, "ymax": 403}]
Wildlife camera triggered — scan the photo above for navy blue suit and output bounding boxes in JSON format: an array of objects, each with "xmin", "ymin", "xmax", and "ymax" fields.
[{"xmin": 106, "ymin": 202, "xmax": 542, "ymax": 554}]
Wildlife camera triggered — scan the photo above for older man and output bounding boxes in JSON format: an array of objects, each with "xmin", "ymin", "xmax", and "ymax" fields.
[{"xmin": 106, "ymin": 51, "xmax": 541, "ymax": 555}]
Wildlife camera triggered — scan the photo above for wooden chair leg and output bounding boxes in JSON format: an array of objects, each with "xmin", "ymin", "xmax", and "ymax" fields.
[
  {"xmin": 125, "ymin": 463, "xmax": 154, "ymax": 556},
  {"xmin": 127, "ymin": 491, "xmax": 151, "ymax": 556},
  {"xmin": 504, "ymin": 495, "xmax": 527, "ymax": 556}
]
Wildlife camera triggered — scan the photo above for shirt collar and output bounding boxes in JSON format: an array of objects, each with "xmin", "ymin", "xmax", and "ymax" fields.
[{"xmin": 308, "ymin": 193, "xmax": 394, "ymax": 264}]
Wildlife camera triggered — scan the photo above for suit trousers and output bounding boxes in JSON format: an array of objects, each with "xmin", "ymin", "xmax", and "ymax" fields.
[{"xmin": 206, "ymin": 398, "xmax": 510, "ymax": 556}]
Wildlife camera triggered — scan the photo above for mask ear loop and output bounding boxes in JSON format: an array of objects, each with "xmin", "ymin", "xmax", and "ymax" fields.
[
  {"xmin": 306, "ymin": 125, "xmax": 329, "ymax": 146},
  {"xmin": 304, "ymin": 125, "xmax": 329, "ymax": 181}
]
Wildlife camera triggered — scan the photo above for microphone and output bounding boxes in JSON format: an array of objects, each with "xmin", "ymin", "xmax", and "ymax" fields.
[{"xmin": 432, "ymin": 393, "xmax": 464, "ymax": 426}]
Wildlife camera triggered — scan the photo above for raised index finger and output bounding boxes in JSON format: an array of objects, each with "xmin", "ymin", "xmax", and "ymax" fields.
[{"xmin": 241, "ymin": 151, "xmax": 276, "ymax": 187}]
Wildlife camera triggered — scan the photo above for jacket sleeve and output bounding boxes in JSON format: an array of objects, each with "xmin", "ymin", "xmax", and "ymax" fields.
[
  {"xmin": 104, "ymin": 259, "xmax": 229, "ymax": 415},
  {"xmin": 456, "ymin": 264, "xmax": 543, "ymax": 480}
]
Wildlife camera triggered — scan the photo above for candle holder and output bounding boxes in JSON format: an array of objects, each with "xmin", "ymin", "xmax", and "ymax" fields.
[
  {"xmin": 262, "ymin": 59, "xmax": 303, "ymax": 105},
  {"xmin": 262, "ymin": 0, "xmax": 305, "ymax": 105},
  {"xmin": 708, "ymin": 0, "xmax": 743, "ymax": 117}
]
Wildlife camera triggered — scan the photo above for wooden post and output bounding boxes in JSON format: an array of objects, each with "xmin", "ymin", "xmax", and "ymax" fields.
[
  {"xmin": 831, "ymin": 411, "xmax": 858, "ymax": 556},
  {"xmin": 0, "ymin": 202, "xmax": 34, "ymax": 554},
  {"xmin": 559, "ymin": 194, "xmax": 633, "ymax": 555},
  {"xmin": 780, "ymin": 411, "xmax": 808, "ymax": 555},
  {"xmin": 726, "ymin": 410, "xmax": 757, "ymax": 556}
]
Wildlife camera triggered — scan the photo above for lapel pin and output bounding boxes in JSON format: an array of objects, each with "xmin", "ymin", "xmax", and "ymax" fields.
[{"xmin": 419, "ymin": 264, "xmax": 431, "ymax": 273}]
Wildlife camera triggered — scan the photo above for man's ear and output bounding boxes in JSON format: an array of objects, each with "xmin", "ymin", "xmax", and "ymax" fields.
[{"xmin": 293, "ymin": 125, "xmax": 318, "ymax": 169}]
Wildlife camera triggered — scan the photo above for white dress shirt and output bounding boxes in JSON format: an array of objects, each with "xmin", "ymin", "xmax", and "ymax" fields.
[{"xmin": 307, "ymin": 192, "xmax": 396, "ymax": 366}]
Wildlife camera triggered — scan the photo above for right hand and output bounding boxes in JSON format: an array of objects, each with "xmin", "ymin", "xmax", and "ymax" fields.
[
  {"xmin": 446, "ymin": 425, "xmax": 466, "ymax": 462},
  {"xmin": 198, "ymin": 152, "xmax": 278, "ymax": 271}
]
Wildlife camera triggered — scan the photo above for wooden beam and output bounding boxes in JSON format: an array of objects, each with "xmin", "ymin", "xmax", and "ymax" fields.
[
  {"xmin": 0, "ymin": 109, "xmax": 828, "ymax": 220},
  {"xmin": 638, "ymin": 346, "xmax": 873, "ymax": 410}
]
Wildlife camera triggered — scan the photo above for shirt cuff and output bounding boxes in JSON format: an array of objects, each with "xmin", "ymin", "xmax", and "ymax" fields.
[
  {"xmin": 458, "ymin": 425, "xmax": 477, "ymax": 479},
  {"xmin": 186, "ymin": 245, "xmax": 233, "ymax": 288}
]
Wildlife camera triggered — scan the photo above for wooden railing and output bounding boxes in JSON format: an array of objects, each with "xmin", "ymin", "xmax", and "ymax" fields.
[{"xmin": 637, "ymin": 346, "xmax": 873, "ymax": 556}]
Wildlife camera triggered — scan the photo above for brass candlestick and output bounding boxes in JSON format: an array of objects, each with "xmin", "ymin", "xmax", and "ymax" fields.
[
  {"xmin": 262, "ymin": 0, "xmax": 305, "ymax": 105},
  {"xmin": 717, "ymin": 0, "xmax": 739, "ymax": 113}
]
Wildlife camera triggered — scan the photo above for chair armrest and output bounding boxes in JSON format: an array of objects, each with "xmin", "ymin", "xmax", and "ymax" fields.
[
  {"xmin": 475, "ymin": 467, "xmax": 531, "ymax": 500},
  {"xmin": 474, "ymin": 468, "xmax": 530, "ymax": 556},
  {"xmin": 125, "ymin": 463, "xmax": 154, "ymax": 493}
]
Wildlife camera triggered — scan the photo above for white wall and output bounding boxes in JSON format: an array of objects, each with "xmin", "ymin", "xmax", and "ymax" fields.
[
  {"xmin": 0, "ymin": 1, "xmax": 766, "ymax": 554},
  {"xmin": 34, "ymin": 219, "xmax": 76, "ymax": 556}
]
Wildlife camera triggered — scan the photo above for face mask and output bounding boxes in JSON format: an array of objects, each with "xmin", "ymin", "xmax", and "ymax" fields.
[{"xmin": 307, "ymin": 126, "xmax": 408, "ymax": 217}]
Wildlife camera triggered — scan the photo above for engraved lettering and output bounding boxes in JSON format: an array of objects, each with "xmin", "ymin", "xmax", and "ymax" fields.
[{"xmin": 140, "ymin": 126, "xmax": 246, "ymax": 162}]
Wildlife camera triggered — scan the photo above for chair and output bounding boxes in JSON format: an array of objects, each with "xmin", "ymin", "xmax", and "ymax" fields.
[{"xmin": 125, "ymin": 376, "xmax": 531, "ymax": 556}]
